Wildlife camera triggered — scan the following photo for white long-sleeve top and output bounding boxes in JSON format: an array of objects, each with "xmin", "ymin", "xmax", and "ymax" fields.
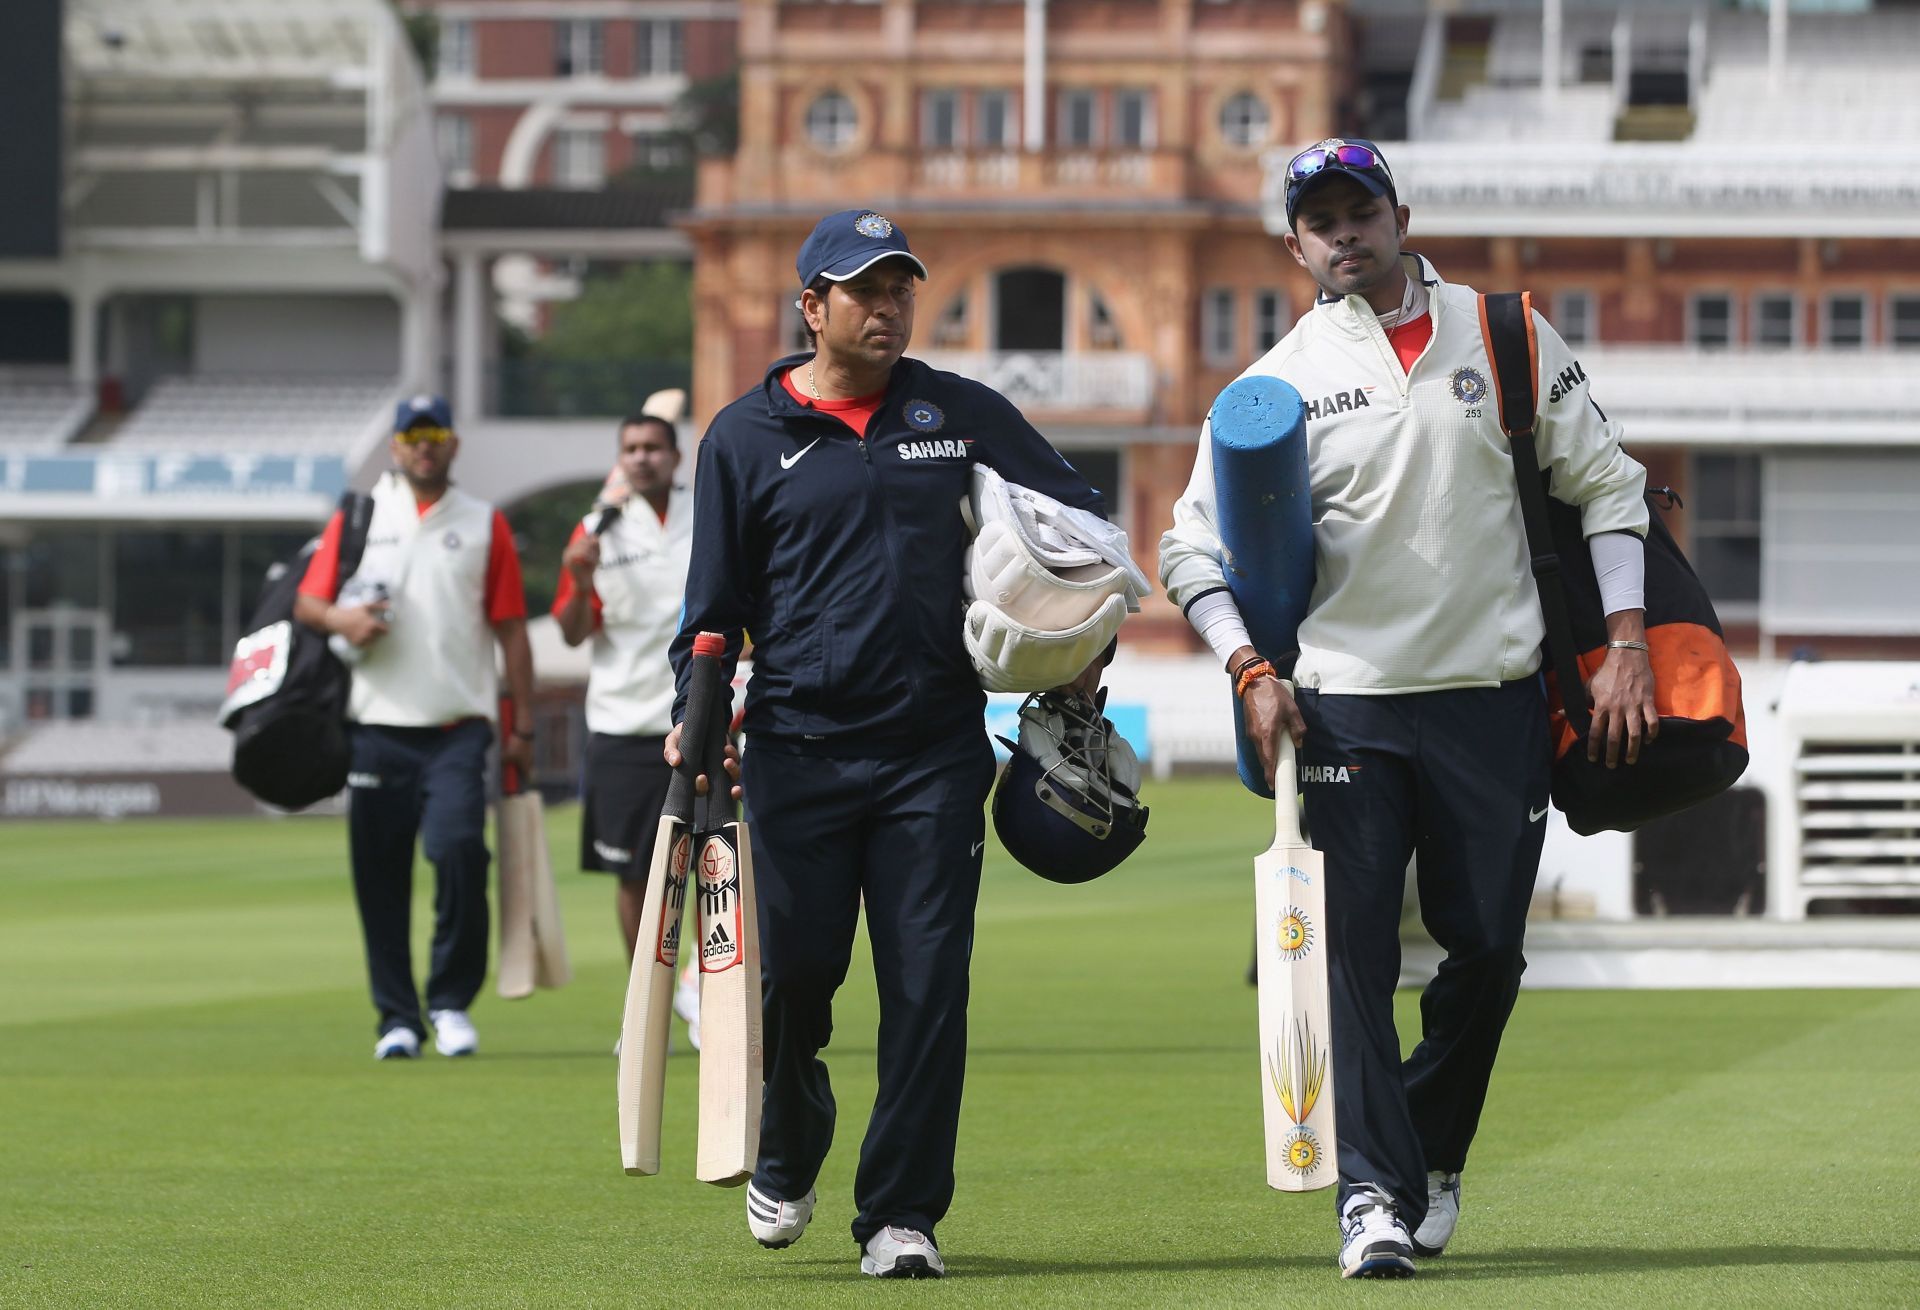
[{"xmin": 1159, "ymin": 255, "xmax": 1648, "ymax": 695}]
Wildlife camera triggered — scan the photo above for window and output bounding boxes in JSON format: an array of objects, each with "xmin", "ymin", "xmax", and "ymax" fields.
[
  {"xmin": 1204, "ymin": 288, "xmax": 1238, "ymax": 367},
  {"xmin": 1892, "ymin": 295, "xmax": 1920, "ymax": 349},
  {"xmin": 977, "ymin": 90, "xmax": 1015, "ymax": 149},
  {"xmin": 1253, "ymin": 290, "xmax": 1290, "ymax": 354},
  {"xmin": 554, "ymin": 20, "xmax": 604, "ymax": 77},
  {"xmin": 112, "ymin": 530, "xmax": 225, "ymax": 667},
  {"xmin": 553, "ymin": 129, "xmax": 605, "ymax": 187},
  {"xmin": 1114, "ymin": 89, "xmax": 1155, "ymax": 149},
  {"xmin": 805, "ymin": 92, "xmax": 859, "ymax": 152},
  {"xmin": 1218, "ymin": 92, "xmax": 1271, "ymax": 148},
  {"xmin": 1059, "ymin": 89, "xmax": 1099, "ymax": 149},
  {"xmin": 1088, "ymin": 289, "xmax": 1120, "ymax": 349},
  {"xmin": 932, "ymin": 292, "xmax": 969, "ymax": 349},
  {"xmin": 628, "ymin": 130, "xmax": 684, "ymax": 171},
  {"xmin": 1824, "ymin": 293, "xmax": 1866, "ymax": 349},
  {"xmin": 921, "ymin": 90, "xmax": 962, "ymax": 150},
  {"xmin": 1689, "ymin": 293, "xmax": 1733, "ymax": 349},
  {"xmin": 438, "ymin": 18, "xmax": 474, "ymax": 78},
  {"xmin": 1553, "ymin": 290, "xmax": 1594, "ymax": 346},
  {"xmin": 1689, "ymin": 453, "xmax": 1761, "ymax": 607},
  {"xmin": 636, "ymin": 19, "xmax": 684, "ymax": 76},
  {"xmin": 1753, "ymin": 292, "xmax": 1797, "ymax": 350},
  {"xmin": 436, "ymin": 114, "xmax": 473, "ymax": 184}
]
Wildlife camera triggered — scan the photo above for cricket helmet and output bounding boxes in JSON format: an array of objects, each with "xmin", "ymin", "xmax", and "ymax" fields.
[{"xmin": 992, "ymin": 689, "xmax": 1149, "ymax": 884}]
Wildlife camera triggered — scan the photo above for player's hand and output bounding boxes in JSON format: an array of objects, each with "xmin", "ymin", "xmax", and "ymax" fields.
[
  {"xmin": 663, "ymin": 722, "xmax": 744, "ymax": 800},
  {"xmin": 1243, "ymin": 677, "xmax": 1306, "ymax": 790},
  {"xmin": 562, "ymin": 533, "xmax": 601, "ymax": 582},
  {"xmin": 1586, "ymin": 646, "xmax": 1658, "ymax": 768},
  {"xmin": 501, "ymin": 730, "xmax": 535, "ymax": 776},
  {"xmin": 332, "ymin": 604, "xmax": 389, "ymax": 648}
]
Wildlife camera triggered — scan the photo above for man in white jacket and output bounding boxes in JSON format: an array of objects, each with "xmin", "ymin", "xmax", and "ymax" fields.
[
  {"xmin": 1159, "ymin": 140, "xmax": 1658, "ymax": 1278},
  {"xmin": 551, "ymin": 413, "xmax": 703, "ymax": 1044}
]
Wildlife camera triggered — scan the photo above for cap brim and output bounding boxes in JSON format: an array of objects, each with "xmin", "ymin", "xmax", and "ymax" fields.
[
  {"xmin": 818, "ymin": 250, "xmax": 930, "ymax": 282},
  {"xmin": 1286, "ymin": 168, "xmax": 1392, "ymax": 219}
]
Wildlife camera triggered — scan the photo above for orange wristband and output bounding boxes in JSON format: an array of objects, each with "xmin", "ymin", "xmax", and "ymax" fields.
[{"xmin": 1234, "ymin": 658, "xmax": 1276, "ymax": 699}]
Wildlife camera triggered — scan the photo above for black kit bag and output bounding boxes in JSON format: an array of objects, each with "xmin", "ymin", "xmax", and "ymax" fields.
[
  {"xmin": 1478, "ymin": 291, "xmax": 1748, "ymax": 835},
  {"xmin": 218, "ymin": 491, "xmax": 374, "ymax": 809}
]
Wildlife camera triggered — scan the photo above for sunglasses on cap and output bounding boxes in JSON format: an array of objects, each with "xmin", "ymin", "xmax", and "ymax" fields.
[
  {"xmin": 1287, "ymin": 141, "xmax": 1391, "ymax": 183},
  {"xmin": 394, "ymin": 425, "xmax": 452, "ymax": 445}
]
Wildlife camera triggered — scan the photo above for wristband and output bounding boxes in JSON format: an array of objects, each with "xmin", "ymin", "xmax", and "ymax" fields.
[
  {"xmin": 1234, "ymin": 658, "xmax": 1277, "ymax": 699},
  {"xmin": 1606, "ymin": 639, "xmax": 1650, "ymax": 653}
]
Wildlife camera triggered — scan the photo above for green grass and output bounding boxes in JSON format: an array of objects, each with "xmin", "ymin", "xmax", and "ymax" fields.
[{"xmin": 2, "ymin": 778, "xmax": 1917, "ymax": 1308}]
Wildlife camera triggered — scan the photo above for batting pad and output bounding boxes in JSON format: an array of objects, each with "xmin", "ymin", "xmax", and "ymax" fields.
[{"xmin": 1209, "ymin": 375, "xmax": 1313, "ymax": 798}]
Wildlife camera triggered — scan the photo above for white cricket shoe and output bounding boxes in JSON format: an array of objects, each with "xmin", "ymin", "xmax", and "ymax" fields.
[
  {"xmin": 746, "ymin": 1181, "xmax": 815, "ymax": 1249},
  {"xmin": 860, "ymin": 1227, "xmax": 944, "ymax": 1279},
  {"xmin": 1412, "ymin": 1171, "xmax": 1460, "ymax": 1257},
  {"xmin": 429, "ymin": 1008, "xmax": 478, "ymax": 1057},
  {"xmin": 374, "ymin": 1028, "xmax": 420, "ymax": 1060},
  {"xmin": 674, "ymin": 976, "xmax": 701, "ymax": 1052},
  {"xmin": 1338, "ymin": 1188, "xmax": 1416, "ymax": 1280}
]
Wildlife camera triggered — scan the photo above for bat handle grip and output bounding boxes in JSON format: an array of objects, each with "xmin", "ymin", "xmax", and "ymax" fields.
[
  {"xmin": 666, "ymin": 633, "xmax": 726, "ymax": 823},
  {"xmin": 1273, "ymin": 680, "xmax": 1304, "ymax": 845},
  {"xmin": 499, "ymin": 694, "xmax": 522, "ymax": 796}
]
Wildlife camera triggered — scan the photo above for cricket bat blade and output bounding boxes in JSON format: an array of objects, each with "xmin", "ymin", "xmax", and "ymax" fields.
[{"xmin": 1253, "ymin": 704, "xmax": 1338, "ymax": 1192}]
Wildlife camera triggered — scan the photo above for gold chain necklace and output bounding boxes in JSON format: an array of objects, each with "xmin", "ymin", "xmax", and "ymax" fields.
[{"xmin": 806, "ymin": 361, "xmax": 822, "ymax": 400}]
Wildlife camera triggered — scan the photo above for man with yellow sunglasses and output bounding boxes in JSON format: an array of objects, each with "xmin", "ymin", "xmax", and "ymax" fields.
[{"xmin": 294, "ymin": 394, "xmax": 535, "ymax": 1062}]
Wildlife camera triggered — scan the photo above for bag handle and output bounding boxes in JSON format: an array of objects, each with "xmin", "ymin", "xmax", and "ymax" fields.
[{"xmin": 1476, "ymin": 291, "xmax": 1592, "ymax": 736}]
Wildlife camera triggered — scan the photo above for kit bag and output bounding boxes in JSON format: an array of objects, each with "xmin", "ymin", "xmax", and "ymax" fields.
[
  {"xmin": 1478, "ymin": 291, "xmax": 1747, "ymax": 835},
  {"xmin": 218, "ymin": 491, "xmax": 374, "ymax": 809}
]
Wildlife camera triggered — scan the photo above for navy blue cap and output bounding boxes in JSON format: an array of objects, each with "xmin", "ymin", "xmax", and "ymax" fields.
[
  {"xmin": 796, "ymin": 209, "xmax": 929, "ymax": 287},
  {"xmin": 1283, "ymin": 138, "xmax": 1396, "ymax": 225},
  {"xmin": 393, "ymin": 393, "xmax": 452, "ymax": 431}
]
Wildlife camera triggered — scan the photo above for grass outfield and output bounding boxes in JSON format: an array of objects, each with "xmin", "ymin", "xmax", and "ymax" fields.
[{"xmin": 2, "ymin": 777, "xmax": 1916, "ymax": 1308}]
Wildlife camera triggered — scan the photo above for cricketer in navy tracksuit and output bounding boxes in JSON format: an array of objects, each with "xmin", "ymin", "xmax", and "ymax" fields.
[{"xmin": 671, "ymin": 352, "xmax": 1104, "ymax": 1249}]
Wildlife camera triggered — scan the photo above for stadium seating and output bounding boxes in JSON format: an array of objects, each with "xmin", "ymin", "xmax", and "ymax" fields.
[
  {"xmin": 0, "ymin": 367, "xmax": 93, "ymax": 449},
  {"xmin": 109, "ymin": 375, "xmax": 394, "ymax": 453},
  {"xmin": 1, "ymin": 719, "xmax": 233, "ymax": 774}
]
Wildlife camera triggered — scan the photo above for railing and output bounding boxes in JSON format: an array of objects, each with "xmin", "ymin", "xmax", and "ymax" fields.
[
  {"xmin": 489, "ymin": 358, "xmax": 692, "ymax": 419},
  {"xmin": 1261, "ymin": 142, "xmax": 1920, "ymax": 236},
  {"xmin": 916, "ymin": 350, "xmax": 1154, "ymax": 413},
  {"xmin": 1578, "ymin": 347, "xmax": 1920, "ymax": 445}
]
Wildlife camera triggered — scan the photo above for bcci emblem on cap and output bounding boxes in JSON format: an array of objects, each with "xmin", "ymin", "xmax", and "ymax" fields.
[{"xmin": 854, "ymin": 212, "xmax": 894, "ymax": 239}]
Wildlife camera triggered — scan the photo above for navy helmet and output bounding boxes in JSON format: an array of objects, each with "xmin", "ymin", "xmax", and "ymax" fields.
[{"xmin": 992, "ymin": 690, "xmax": 1149, "ymax": 885}]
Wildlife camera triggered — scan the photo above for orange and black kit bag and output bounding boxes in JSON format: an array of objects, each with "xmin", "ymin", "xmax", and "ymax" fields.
[{"xmin": 1479, "ymin": 291, "xmax": 1747, "ymax": 836}]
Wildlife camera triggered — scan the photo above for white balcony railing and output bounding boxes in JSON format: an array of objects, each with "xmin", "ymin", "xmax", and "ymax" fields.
[
  {"xmin": 1578, "ymin": 348, "xmax": 1920, "ymax": 447},
  {"xmin": 1261, "ymin": 143, "xmax": 1920, "ymax": 238},
  {"xmin": 917, "ymin": 351, "xmax": 1154, "ymax": 413}
]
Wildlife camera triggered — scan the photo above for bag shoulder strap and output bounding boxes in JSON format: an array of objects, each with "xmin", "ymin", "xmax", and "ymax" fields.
[
  {"xmin": 1476, "ymin": 290, "xmax": 1591, "ymax": 733},
  {"xmin": 337, "ymin": 490, "xmax": 375, "ymax": 583}
]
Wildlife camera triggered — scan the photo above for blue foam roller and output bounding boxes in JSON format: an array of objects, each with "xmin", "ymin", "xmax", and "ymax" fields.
[{"xmin": 1209, "ymin": 375, "xmax": 1314, "ymax": 798}]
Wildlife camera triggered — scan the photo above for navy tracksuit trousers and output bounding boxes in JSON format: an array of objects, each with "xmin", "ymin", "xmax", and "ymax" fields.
[
  {"xmin": 743, "ymin": 728, "xmax": 997, "ymax": 1249},
  {"xmin": 346, "ymin": 720, "xmax": 493, "ymax": 1037},
  {"xmin": 1296, "ymin": 679, "xmax": 1550, "ymax": 1230}
]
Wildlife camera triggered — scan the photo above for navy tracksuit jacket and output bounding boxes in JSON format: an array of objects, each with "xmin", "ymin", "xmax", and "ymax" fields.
[{"xmin": 670, "ymin": 354, "xmax": 1103, "ymax": 1247}]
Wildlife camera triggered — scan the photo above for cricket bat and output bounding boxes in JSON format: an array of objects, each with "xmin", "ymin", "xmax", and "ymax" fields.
[
  {"xmin": 527, "ymin": 794, "xmax": 571, "ymax": 990},
  {"xmin": 617, "ymin": 631, "xmax": 725, "ymax": 1176},
  {"xmin": 496, "ymin": 705, "xmax": 538, "ymax": 1000},
  {"xmin": 693, "ymin": 682, "xmax": 761, "ymax": 1187},
  {"xmin": 1254, "ymin": 694, "xmax": 1337, "ymax": 1192}
]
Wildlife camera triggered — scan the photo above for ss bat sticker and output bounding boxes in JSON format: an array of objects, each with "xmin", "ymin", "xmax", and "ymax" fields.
[{"xmin": 655, "ymin": 834, "xmax": 691, "ymax": 966}]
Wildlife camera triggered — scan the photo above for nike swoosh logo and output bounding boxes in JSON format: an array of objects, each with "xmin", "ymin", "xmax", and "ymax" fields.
[
  {"xmin": 1529, "ymin": 805, "xmax": 1549, "ymax": 823},
  {"xmin": 970, "ymin": 840, "xmax": 984, "ymax": 858},
  {"xmin": 780, "ymin": 438, "xmax": 821, "ymax": 470}
]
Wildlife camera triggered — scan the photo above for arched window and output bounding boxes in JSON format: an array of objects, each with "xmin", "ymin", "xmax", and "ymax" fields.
[
  {"xmin": 1219, "ymin": 92, "xmax": 1271, "ymax": 149},
  {"xmin": 805, "ymin": 92, "xmax": 859, "ymax": 152}
]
